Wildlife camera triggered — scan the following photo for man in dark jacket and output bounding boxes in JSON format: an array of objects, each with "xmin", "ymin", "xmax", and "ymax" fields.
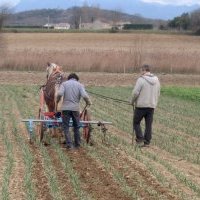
[
  {"xmin": 131, "ymin": 64, "xmax": 160, "ymax": 147},
  {"xmin": 57, "ymin": 73, "xmax": 91, "ymax": 149}
]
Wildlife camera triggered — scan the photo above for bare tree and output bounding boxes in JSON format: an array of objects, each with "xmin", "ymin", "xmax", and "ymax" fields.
[
  {"xmin": 0, "ymin": 5, "xmax": 9, "ymax": 62},
  {"xmin": 90, "ymin": 4, "xmax": 101, "ymax": 23},
  {"xmin": 71, "ymin": 2, "xmax": 101, "ymax": 29},
  {"xmin": 0, "ymin": 5, "xmax": 9, "ymax": 30},
  {"xmin": 190, "ymin": 9, "xmax": 200, "ymax": 33},
  {"xmin": 0, "ymin": 10, "xmax": 5, "ymax": 30},
  {"xmin": 81, "ymin": 2, "xmax": 100, "ymax": 24},
  {"xmin": 112, "ymin": 8, "xmax": 122, "ymax": 27},
  {"xmin": 71, "ymin": 6, "xmax": 82, "ymax": 29}
]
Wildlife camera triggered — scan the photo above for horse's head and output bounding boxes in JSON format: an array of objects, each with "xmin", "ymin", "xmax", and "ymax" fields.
[{"xmin": 46, "ymin": 62, "xmax": 63, "ymax": 80}]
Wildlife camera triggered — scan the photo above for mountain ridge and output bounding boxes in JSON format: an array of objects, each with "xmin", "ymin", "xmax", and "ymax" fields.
[
  {"xmin": 13, "ymin": 0, "xmax": 200, "ymax": 20},
  {"xmin": 5, "ymin": 7, "xmax": 165, "ymax": 27}
]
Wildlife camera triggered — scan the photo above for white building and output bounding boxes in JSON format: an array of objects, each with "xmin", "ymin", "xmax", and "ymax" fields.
[
  {"xmin": 43, "ymin": 23, "xmax": 54, "ymax": 29},
  {"xmin": 54, "ymin": 23, "xmax": 71, "ymax": 30},
  {"xmin": 43, "ymin": 23, "xmax": 71, "ymax": 30},
  {"xmin": 80, "ymin": 20, "xmax": 112, "ymax": 30},
  {"xmin": 116, "ymin": 21, "xmax": 131, "ymax": 30}
]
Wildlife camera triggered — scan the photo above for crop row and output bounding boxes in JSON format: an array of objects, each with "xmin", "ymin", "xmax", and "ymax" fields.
[{"xmin": 0, "ymin": 84, "xmax": 199, "ymax": 200}]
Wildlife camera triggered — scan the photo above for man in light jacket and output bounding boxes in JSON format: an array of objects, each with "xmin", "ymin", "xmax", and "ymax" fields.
[
  {"xmin": 131, "ymin": 64, "xmax": 160, "ymax": 147},
  {"xmin": 57, "ymin": 73, "xmax": 91, "ymax": 149}
]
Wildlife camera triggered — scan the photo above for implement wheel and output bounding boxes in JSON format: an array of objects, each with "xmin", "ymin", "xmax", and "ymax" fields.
[{"xmin": 81, "ymin": 109, "xmax": 92, "ymax": 144}]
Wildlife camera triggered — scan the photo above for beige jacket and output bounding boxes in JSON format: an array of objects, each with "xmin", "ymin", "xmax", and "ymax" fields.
[{"xmin": 131, "ymin": 72, "xmax": 160, "ymax": 109}]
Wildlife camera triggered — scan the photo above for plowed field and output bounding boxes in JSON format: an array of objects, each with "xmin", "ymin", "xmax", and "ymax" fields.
[{"xmin": 0, "ymin": 72, "xmax": 199, "ymax": 200}]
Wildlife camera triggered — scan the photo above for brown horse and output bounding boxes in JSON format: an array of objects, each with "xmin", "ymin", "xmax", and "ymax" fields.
[
  {"xmin": 39, "ymin": 63, "xmax": 92, "ymax": 144},
  {"xmin": 41, "ymin": 62, "xmax": 67, "ymax": 113},
  {"xmin": 38, "ymin": 63, "xmax": 67, "ymax": 143}
]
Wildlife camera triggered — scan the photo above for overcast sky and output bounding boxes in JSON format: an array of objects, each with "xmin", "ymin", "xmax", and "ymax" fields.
[
  {"xmin": 0, "ymin": 0, "xmax": 20, "ymax": 7},
  {"xmin": 1, "ymin": 0, "xmax": 200, "ymax": 7},
  {"xmin": 141, "ymin": 0, "xmax": 200, "ymax": 6}
]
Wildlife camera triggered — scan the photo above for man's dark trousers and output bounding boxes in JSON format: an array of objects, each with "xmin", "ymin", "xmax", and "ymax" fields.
[
  {"xmin": 62, "ymin": 110, "xmax": 80, "ymax": 148},
  {"xmin": 133, "ymin": 107, "xmax": 154, "ymax": 145}
]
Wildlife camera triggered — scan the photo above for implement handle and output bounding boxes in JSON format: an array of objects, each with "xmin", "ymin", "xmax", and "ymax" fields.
[{"xmin": 80, "ymin": 104, "xmax": 88, "ymax": 118}]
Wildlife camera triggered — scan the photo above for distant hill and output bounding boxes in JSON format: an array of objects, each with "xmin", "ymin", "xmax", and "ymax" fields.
[
  {"xmin": 5, "ymin": 7, "xmax": 164, "ymax": 27},
  {"xmin": 13, "ymin": 0, "xmax": 200, "ymax": 20}
]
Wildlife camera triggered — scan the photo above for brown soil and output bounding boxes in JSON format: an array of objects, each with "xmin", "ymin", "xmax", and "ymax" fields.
[
  {"xmin": 8, "ymin": 130, "xmax": 26, "ymax": 200},
  {"xmin": 47, "ymin": 147, "xmax": 79, "ymax": 200},
  {"xmin": 109, "ymin": 126, "xmax": 200, "ymax": 198},
  {"xmin": 66, "ymin": 148, "xmax": 133, "ymax": 200},
  {"xmin": 90, "ymin": 141, "xmax": 179, "ymax": 200},
  {"xmin": 12, "ymin": 96, "xmax": 132, "ymax": 200},
  {"xmin": 0, "ymin": 71, "xmax": 200, "ymax": 200},
  {"xmin": 1, "ymin": 71, "xmax": 200, "ymax": 86},
  {"xmin": 15, "ymin": 102, "xmax": 78, "ymax": 200},
  {"xmin": 1, "ymin": 98, "xmax": 26, "ymax": 200},
  {"xmin": 14, "ymin": 102, "xmax": 53, "ymax": 200},
  {"xmin": 30, "ymin": 146, "xmax": 54, "ymax": 200},
  {"xmin": 0, "ymin": 135, "xmax": 7, "ymax": 198}
]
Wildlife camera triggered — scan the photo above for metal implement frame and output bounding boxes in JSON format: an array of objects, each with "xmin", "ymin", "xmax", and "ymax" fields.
[{"xmin": 22, "ymin": 118, "xmax": 112, "ymax": 143}]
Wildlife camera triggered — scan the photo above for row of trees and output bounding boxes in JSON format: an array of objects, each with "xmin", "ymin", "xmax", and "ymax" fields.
[
  {"xmin": 168, "ymin": 9, "xmax": 200, "ymax": 34},
  {"xmin": 0, "ymin": 6, "xmax": 9, "ymax": 30},
  {"xmin": 69, "ymin": 6, "xmax": 123, "ymax": 29},
  {"xmin": 0, "ymin": 6, "xmax": 9, "ymax": 56}
]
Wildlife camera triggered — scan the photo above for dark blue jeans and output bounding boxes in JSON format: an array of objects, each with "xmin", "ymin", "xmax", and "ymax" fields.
[
  {"xmin": 62, "ymin": 110, "xmax": 80, "ymax": 147},
  {"xmin": 133, "ymin": 107, "xmax": 154, "ymax": 145}
]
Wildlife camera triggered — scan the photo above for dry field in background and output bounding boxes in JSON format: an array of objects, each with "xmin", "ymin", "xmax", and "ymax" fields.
[
  {"xmin": 1, "ymin": 71, "xmax": 200, "ymax": 87},
  {"xmin": 1, "ymin": 32, "xmax": 200, "ymax": 73}
]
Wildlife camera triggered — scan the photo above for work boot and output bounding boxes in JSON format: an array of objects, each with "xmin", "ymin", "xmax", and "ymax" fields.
[
  {"xmin": 135, "ymin": 138, "xmax": 144, "ymax": 145},
  {"xmin": 65, "ymin": 145, "xmax": 74, "ymax": 150},
  {"xmin": 141, "ymin": 143, "xmax": 150, "ymax": 148}
]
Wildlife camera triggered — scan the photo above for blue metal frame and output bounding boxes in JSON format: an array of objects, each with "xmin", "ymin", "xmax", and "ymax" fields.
[{"xmin": 24, "ymin": 117, "xmax": 88, "ymax": 138}]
